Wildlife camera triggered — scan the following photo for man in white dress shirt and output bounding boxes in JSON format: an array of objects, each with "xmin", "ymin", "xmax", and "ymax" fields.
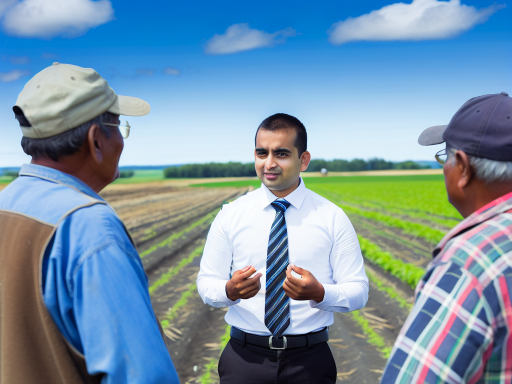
[{"xmin": 197, "ymin": 113, "xmax": 369, "ymax": 383}]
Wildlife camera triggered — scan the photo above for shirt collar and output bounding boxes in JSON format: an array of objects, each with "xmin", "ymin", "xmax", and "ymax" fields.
[
  {"xmin": 434, "ymin": 190, "xmax": 512, "ymax": 256},
  {"xmin": 19, "ymin": 163, "xmax": 104, "ymax": 201},
  {"xmin": 259, "ymin": 177, "xmax": 306, "ymax": 210}
]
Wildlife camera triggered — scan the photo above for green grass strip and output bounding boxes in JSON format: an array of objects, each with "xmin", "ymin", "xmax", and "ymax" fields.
[
  {"xmin": 313, "ymin": 188, "xmax": 446, "ymax": 244},
  {"xmin": 366, "ymin": 269, "xmax": 412, "ymax": 311},
  {"xmin": 343, "ymin": 204, "xmax": 444, "ymax": 244},
  {"xmin": 160, "ymin": 283, "xmax": 198, "ymax": 328},
  {"xmin": 346, "ymin": 198, "xmax": 459, "ymax": 229},
  {"xmin": 199, "ymin": 324, "xmax": 231, "ymax": 384},
  {"xmin": 315, "ymin": 188, "xmax": 459, "ymax": 229},
  {"xmin": 149, "ymin": 244, "xmax": 205, "ymax": 295},
  {"xmin": 349, "ymin": 310, "xmax": 391, "ymax": 359},
  {"xmin": 140, "ymin": 208, "xmax": 219, "ymax": 258},
  {"xmin": 359, "ymin": 235, "xmax": 425, "ymax": 289}
]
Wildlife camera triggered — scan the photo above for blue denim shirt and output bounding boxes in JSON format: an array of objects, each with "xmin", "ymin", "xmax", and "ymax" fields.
[{"xmin": 0, "ymin": 164, "xmax": 179, "ymax": 384}]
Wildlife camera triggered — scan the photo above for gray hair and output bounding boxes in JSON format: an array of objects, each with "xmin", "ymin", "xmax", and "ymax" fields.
[
  {"xmin": 448, "ymin": 147, "xmax": 512, "ymax": 184},
  {"xmin": 20, "ymin": 112, "xmax": 116, "ymax": 162}
]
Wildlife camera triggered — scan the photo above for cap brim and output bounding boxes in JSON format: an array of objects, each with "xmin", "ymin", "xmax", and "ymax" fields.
[
  {"xmin": 418, "ymin": 125, "xmax": 448, "ymax": 146},
  {"xmin": 107, "ymin": 95, "xmax": 150, "ymax": 116}
]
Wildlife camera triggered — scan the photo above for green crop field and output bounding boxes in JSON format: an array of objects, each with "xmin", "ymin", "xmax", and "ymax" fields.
[
  {"xmin": 0, "ymin": 176, "xmax": 15, "ymax": 184},
  {"xmin": 192, "ymin": 173, "xmax": 461, "ymax": 380},
  {"xmin": 113, "ymin": 169, "xmax": 166, "ymax": 184},
  {"xmin": 2, "ymin": 171, "xmax": 461, "ymax": 382}
]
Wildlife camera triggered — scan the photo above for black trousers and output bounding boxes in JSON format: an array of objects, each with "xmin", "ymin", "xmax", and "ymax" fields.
[{"xmin": 218, "ymin": 338, "xmax": 337, "ymax": 384}]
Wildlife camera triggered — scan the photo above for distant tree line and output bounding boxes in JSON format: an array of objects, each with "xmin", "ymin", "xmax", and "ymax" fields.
[
  {"xmin": 163, "ymin": 158, "xmax": 429, "ymax": 178},
  {"xmin": 119, "ymin": 170, "xmax": 135, "ymax": 178},
  {"xmin": 3, "ymin": 171, "xmax": 19, "ymax": 180},
  {"xmin": 164, "ymin": 162, "xmax": 257, "ymax": 178},
  {"xmin": 307, "ymin": 158, "xmax": 429, "ymax": 172}
]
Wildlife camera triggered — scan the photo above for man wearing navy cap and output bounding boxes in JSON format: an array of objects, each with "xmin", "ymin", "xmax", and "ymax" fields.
[{"xmin": 382, "ymin": 92, "xmax": 512, "ymax": 383}]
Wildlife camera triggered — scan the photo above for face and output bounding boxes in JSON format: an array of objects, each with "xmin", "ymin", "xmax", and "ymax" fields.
[
  {"xmin": 443, "ymin": 149, "xmax": 472, "ymax": 217},
  {"xmin": 91, "ymin": 115, "xmax": 124, "ymax": 185},
  {"xmin": 103, "ymin": 117, "xmax": 124, "ymax": 182},
  {"xmin": 255, "ymin": 128, "xmax": 310, "ymax": 196}
]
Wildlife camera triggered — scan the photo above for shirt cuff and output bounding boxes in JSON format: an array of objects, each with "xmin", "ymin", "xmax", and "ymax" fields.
[
  {"xmin": 213, "ymin": 279, "xmax": 240, "ymax": 307},
  {"xmin": 310, "ymin": 283, "xmax": 344, "ymax": 312}
]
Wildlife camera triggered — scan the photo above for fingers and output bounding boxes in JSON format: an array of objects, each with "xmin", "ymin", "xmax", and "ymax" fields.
[
  {"xmin": 290, "ymin": 264, "xmax": 307, "ymax": 276},
  {"xmin": 283, "ymin": 279, "xmax": 298, "ymax": 300},
  {"xmin": 285, "ymin": 265, "xmax": 303, "ymax": 288},
  {"xmin": 238, "ymin": 273, "xmax": 262, "ymax": 290},
  {"xmin": 239, "ymin": 285, "xmax": 260, "ymax": 299},
  {"xmin": 239, "ymin": 266, "xmax": 257, "ymax": 280}
]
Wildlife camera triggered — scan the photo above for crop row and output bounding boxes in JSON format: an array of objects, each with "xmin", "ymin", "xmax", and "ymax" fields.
[
  {"xmin": 359, "ymin": 235, "xmax": 425, "ymax": 289},
  {"xmin": 149, "ymin": 244, "xmax": 205, "ymax": 294},
  {"xmin": 348, "ymin": 238, "xmax": 422, "ymax": 360},
  {"xmin": 365, "ymin": 269, "xmax": 412, "ymax": 311},
  {"xmin": 199, "ymin": 325, "xmax": 231, "ymax": 384},
  {"xmin": 317, "ymin": 190, "xmax": 459, "ymax": 229},
  {"xmin": 140, "ymin": 209, "xmax": 219, "ymax": 258},
  {"xmin": 314, "ymin": 189, "xmax": 446, "ymax": 245},
  {"xmin": 309, "ymin": 180, "xmax": 459, "ymax": 219},
  {"xmin": 346, "ymin": 205, "xmax": 444, "ymax": 244}
]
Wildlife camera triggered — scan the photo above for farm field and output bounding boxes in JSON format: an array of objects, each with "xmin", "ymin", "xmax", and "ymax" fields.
[
  {"xmin": 186, "ymin": 174, "xmax": 461, "ymax": 382},
  {"xmin": 101, "ymin": 173, "xmax": 461, "ymax": 383},
  {"xmin": 0, "ymin": 171, "xmax": 458, "ymax": 383}
]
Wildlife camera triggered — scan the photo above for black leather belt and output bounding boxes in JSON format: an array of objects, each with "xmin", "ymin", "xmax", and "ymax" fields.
[{"xmin": 230, "ymin": 327, "xmax": 329, "ymax": 350}]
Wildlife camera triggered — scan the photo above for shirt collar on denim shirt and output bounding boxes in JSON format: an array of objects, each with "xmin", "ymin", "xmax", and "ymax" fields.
[
  {"xmin": 259, "ymin": 177, "xmax": 306, "ymax": 210},
  {"xmin": 19, "ymin": 163, "xmax": 104, "ymax": 202}
]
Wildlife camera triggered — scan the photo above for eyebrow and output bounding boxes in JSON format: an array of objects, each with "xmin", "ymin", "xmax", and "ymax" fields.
[{"xmin": 255, "ymin": 148, "xmax": 292, "ymax": 154}]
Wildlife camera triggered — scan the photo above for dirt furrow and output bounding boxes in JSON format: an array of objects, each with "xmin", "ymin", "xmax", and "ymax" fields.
[
  {"xmin": 351, "ymin": 216, "xmax": 434, "ymax": 268},
  {"xmin": 103, "ymin": 183, "xmax": 425, "ymax": 384}
]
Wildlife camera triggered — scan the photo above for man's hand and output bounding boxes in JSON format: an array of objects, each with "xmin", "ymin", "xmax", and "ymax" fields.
[
  {"xmin": 226, "ymin": 266, "xmax": 262, "ymax": 301},
  {"xmin": 283, "ymin": 264, "xmax": 325, "ymax": 302}
]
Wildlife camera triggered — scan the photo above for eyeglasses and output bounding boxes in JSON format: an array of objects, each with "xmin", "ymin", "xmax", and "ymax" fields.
[
  {"xmin": 435, "ymin": 148, "xmax": 447, "ymax": 165},
  {"xmin": 103, "ymin": 121, "xmax": 131, "ymax": 139}
]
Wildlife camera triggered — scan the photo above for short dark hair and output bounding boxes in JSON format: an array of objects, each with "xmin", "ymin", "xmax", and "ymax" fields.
[
  {"xmin": 255, "ymin": 113, "xmax": 307, "ymax": 157},
  {"xmin": 15, "ymin": 107, "xmax": 114, "ymax": 162}
]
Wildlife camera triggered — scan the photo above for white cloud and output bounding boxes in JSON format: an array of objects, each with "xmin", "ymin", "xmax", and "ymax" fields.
[
  {"xmin": 328, "ymin": 0, "xmax": 504, "ymax": 45},
  {"xmin": 163, "ymin": 67, "xmax": 180, "ymax": 76},
  {"xmin": 0, "ymin": 0, "xmax": 17, "ymax": 17},
  {"xmin": 0, "ymin": 69, "xmax": 29, "ymax": 82},
  {"xmin": 1, "ymin": 0, "xmax": 114, "ymax": 38},
  {"xmin": 205, "ymin": 23, "xmax": 296, "ymax": 55}
]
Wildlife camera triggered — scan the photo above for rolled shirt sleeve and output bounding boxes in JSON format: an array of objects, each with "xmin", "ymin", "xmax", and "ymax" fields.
[
  {"xmin": 311, "ymin": 210, "xmax": 369, "ymax": 312},
  {"xmin": 197, "ymin": 208, "xmax": 240, "ymax": 308},
  {"xmin": 74, "ymin": 244, "xmax": 180, "ymax": 384}
]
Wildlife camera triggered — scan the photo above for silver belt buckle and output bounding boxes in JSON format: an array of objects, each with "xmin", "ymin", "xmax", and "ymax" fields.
[{"xmin": 269, "ymin": 336, "xmax": 287, "ymax": 350}]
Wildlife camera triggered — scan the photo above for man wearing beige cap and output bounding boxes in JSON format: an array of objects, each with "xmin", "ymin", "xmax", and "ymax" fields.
[{"xmin": 0, "ymin": 63, "xmax": 180, "ymax": 383}]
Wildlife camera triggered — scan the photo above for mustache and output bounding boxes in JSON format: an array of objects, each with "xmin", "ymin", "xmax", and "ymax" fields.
[{"xmin": 263, "ymin": 168, "xmax": 282, "ymax": 174}]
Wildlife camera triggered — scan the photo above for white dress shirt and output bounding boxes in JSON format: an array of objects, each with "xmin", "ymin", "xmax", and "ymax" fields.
[{"xmin": 197, "ymin": 178, "xmax": 369, "ymax": 336}]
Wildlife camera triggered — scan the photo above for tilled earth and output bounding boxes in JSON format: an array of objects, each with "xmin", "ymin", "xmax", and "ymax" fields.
[{"xmin": 102, "ymin": 182, "xmax": 429, "ymax": 383}]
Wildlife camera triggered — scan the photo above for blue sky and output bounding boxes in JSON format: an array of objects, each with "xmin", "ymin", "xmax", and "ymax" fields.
[{"xmin": 1, "ymin": 0, "xmax": 511, "ymax": 167}]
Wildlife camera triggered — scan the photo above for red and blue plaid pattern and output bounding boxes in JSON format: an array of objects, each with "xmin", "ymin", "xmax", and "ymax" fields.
[{"xmin": 382, "ymin": 191, "xmax": 512, "ymax": 384}]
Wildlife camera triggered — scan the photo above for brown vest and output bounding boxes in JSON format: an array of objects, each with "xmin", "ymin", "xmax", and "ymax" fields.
[{"xmin": 0, "ymin": 205, "xmax": 104, "ymax": 384}]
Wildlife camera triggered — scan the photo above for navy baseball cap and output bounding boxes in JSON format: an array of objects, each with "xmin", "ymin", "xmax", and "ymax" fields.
[{"xmin": 418, "ymin": 92, "xmax": 512, "ymax": 161}]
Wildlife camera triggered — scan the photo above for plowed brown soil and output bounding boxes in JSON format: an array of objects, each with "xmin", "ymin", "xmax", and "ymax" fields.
[{"xmin": 102, "ymin": 181, "xmax": 428, "ymax": 383}]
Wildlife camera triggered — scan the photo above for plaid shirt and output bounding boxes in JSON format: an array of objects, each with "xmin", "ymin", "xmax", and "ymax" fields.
[{"xmin": 382, "ymin": 191, "xmax": 512, "ymax": 384}]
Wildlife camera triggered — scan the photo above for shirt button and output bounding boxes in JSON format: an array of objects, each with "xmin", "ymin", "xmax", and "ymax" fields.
[{"xmin": 501, "ymin": 91, "xmax": 509, "ymax": 96}]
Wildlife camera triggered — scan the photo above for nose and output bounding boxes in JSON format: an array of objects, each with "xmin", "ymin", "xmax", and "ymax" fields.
[{"xmin": 265, "ymin": 153, "xmax": 278, "ymax": 170}]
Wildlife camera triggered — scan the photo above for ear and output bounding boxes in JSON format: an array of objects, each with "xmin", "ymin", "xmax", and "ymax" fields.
[
  {"xmin": 300, "ymin": 151, "xmax": 311, "ymax": 172},
  {"xmin": 454, "ymin": 150, "xmax": 474, "ymax": 189},
  {"xmin": 87, "ymin": 124, "xmax": 104, "ymax": 165}
]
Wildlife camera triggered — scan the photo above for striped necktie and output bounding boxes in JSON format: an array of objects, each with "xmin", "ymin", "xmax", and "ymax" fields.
[{"xmin": 265, "ymin": 198, "xmax": 291, "ymax": 337}]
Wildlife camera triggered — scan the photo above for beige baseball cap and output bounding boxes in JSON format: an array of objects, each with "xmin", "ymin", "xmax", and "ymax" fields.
[{"xmin": 14, "ymin": 62, "xmax": 150, "ymax": 139}]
